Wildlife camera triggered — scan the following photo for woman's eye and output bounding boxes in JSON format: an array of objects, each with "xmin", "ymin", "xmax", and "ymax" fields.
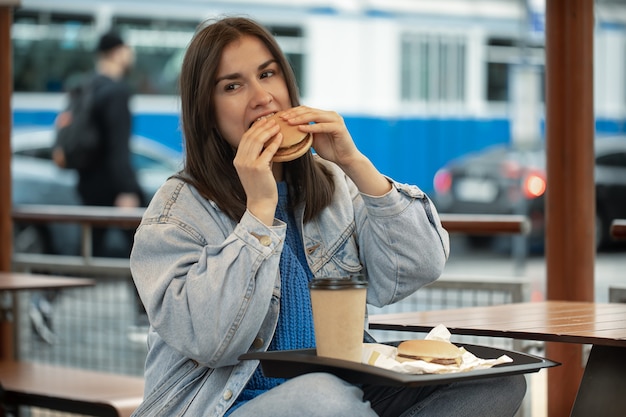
[
  {"xmin": 260, "ymin": 70, "xmax": 275, "ymax": 79},
  {"xmin": 225, "ymin": 83, "xmax": 240, "ymax": 91}
]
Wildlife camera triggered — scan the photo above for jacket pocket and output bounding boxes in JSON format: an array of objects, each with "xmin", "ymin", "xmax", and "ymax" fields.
[{"xmin": 315, "ymin": 230, "xmax": 362, "ymax": 278}]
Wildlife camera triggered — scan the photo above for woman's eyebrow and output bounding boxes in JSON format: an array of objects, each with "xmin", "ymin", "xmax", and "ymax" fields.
[
  {"xmin": 215, "ymin": 59, "xmax": 277, "ymax": 85},
  {"xmin": 258, "ymin": 59, "xmax": 277, "ymax": 70},
  {"xmin": 215, "ymin": 72, "xmax": 239, "ymax": 85}
]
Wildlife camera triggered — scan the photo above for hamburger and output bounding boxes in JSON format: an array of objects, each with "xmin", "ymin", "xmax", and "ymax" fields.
[
  {"xmin": 396, "ymin": 339, "xmax": 464, "ymax": 366},
  {"xmin": 267, "ymin": 110, "xmax": 313, "ymax": 162}
]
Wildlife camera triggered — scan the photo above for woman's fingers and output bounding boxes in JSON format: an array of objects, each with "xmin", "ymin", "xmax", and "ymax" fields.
[
  {"xmin": 280, "ymin": 106, "xmax": 359, "ymax": 165},
  {"xmin": 281, "ymin": 106, "xmax": 341, "ymax": 127},
  {"xmin": 237, "ymin": 118, "xmax": 281, "ymax": 160}
]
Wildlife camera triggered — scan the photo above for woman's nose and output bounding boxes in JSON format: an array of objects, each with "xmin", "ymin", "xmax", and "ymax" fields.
[{"xmin": 249, "ymin": 81, "xmax": 272, "ymax": 107}]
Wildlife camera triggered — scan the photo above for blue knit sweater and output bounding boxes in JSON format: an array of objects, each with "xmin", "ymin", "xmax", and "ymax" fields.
[{"xmin": 226, "ymin": 182, "xmax": 316, "ymax": 414}]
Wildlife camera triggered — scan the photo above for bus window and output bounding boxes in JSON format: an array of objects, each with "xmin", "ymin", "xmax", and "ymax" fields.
[
  {"xmin": 400, "ymin": 32, "xmax": 467, "ymax": 104},
  {"xmin": 109, "ymin": 19, "xmax": 305, "ymax": 96},
  {"xmin": 111, "ymin": 16, "xmax": 198, "ymax": 95},
  {"xmin": 486, "ymin": 37, "xmax": 545, "ymax": 103},
  {"xmin": 12, "ymin": 9, "xmax": 306, "ymax": 98},
  {"xmin": 12, "ymin": 10, "xmax": 96, "ymax": 92}
]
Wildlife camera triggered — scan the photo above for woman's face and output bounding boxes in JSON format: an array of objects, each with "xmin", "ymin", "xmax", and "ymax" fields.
[{"xmin": 213, "ymin": 35, "xmax": 291, "ymax": 148}]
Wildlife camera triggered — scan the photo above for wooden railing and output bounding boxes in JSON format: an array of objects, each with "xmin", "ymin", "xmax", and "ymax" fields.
[
  {"xmin": 11, "ymin": 205, "xmax": 144, "ymax": 276},
  {"xmin": 11, "ymin": 204, "xmax": 531, "ymax": 273},
  {"xmin": 12, "ymin": 204, "xmax": 530, "ymax": 235},
  {"xmin": 439, "ymin": 213, "xmax": 530, "ymax": 235},
  {"xmin": 610, "ymin": 219, "xmax": 626, "ymax": 241},
  {"xmin": 11, "ymin": 204, "xmax": 531, "ymax": 276},
  {"xmin": 11, "ymin": 204, "xmax": 144, "ymax": 228}
]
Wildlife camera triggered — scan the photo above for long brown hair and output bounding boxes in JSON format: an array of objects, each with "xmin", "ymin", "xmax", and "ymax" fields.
[{"xmin": 179, "ymin": 16, "xmax": 334, "ymax": 222}]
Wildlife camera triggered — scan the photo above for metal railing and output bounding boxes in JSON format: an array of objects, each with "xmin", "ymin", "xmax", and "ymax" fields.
[
  {"xmin": 15, "ymin": 279, "xmax": 146, "ymax": 376},
  {"xmin": 367, "ymin": 275, "xmax": 529, "ymax": 349}
]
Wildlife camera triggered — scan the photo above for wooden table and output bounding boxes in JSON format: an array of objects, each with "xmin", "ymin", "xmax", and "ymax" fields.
[
  {"xmin": 368, "ymin": 301, "xmax": 626, "ymax": 417},
  {"xmin": 0, "ymin": 271, "xmax": 94, "ymax": 360},
  {"xmin": 0, "ymin": 360, "xmax": 144, "ymax": 417},
  {"xmin": 0, "ymin": 272, "xmax": 95, "ymax": 291}
]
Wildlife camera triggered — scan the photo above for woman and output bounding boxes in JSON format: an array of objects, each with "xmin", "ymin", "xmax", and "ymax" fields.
[{"xmin": 130, "ymin": 17, "xmax": 525, "ymax": 416}]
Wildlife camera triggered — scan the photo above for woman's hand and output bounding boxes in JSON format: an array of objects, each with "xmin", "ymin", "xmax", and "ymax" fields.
[
  {"xmin": 281, "ymin": 106, "xmax": 392, "ymax": 196},
  {"xmin": 280, "ymin": 106, "xmax": 360, "ymax": 167},
  {"xmin": 233, "ymin": 117, "xmax": 282, "ymax": 225}
]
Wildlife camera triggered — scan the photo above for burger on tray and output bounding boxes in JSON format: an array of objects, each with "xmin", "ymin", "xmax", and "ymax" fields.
[{"xmin": 395, "ymin": 339, "xmax": 464, "ymax": 366}]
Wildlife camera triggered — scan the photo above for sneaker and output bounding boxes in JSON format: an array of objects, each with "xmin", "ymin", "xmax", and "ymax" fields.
[{"xmin": 29, "ymin": 298, "xmax": 56, "ymax": 344}]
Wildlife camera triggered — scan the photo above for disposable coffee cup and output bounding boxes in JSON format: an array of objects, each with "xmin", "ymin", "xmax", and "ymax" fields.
[{"xmin": 309, "ymin": 276, "xmax": 367, "ymax": 362}]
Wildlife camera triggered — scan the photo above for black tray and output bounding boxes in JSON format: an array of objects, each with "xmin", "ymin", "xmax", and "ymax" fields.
[{"xmin": 239, "ymin": 343, "xmax": 559, "ymax": 387}]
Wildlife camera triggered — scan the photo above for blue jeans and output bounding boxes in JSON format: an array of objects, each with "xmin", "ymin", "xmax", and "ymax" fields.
[{"xmin": 229, "ymin": 372, "xmax": 526, "ymax": 417}]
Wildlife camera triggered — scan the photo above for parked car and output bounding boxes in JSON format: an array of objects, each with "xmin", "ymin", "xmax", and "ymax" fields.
[
  {"xmin": 433, "ymin": 136, "xmax": 626, "ymax": 251},
  {"xmin": 12, "ymin": 127, "xmax": 183, "ymax": 256}
]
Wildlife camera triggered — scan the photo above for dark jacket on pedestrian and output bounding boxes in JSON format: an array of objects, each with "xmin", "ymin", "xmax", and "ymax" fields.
[{"xmin": 77, "ymin": 73, "xmax": 144, "ymax": 207}]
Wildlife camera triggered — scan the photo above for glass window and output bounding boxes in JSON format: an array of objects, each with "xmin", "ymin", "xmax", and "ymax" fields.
[
  {"xmin": 112, "ymin": 17, "xmax": 197, "ymax": 95},
  {"xmin": 12, "ymin": 11, "xmax": 306, "ymax": 97},
  {"xmin": 486, "ymin": 37, "xmax": 545, "ymax": 103},
  {"xmin": 12, "ymin": 10, "xmax": 96, "ymax": 92},
  {"xmin": 487, "ymin": 62, "xmax": 509, "ymax": 101},
  {"xmin": 11, "ymin": 11, "xmax": 195, "ymax": 96},
  {"xmin": 400, "ymin": 32, "xmax": 466, "ymax": 103}
]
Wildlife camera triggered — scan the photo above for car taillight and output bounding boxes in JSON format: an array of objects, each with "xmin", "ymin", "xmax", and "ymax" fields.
[
  {"xmin": 433, "ymin": 169, "xmax": 452, "ymax": 194},
  {"xmin": 523, "ymin": 170, "xmax": 546, "ymax": 199},
  {"xmin": 501, "ymin": 160, "xmax": 522, "ymax": 179}
]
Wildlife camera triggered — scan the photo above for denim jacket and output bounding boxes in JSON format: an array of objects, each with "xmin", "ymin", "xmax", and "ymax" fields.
[{"xmin": 129, "ymin": 159, "xmax": 449, "ymax": 416}]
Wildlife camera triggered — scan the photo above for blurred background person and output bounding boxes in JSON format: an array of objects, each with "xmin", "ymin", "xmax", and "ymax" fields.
[
  {"xmin": 30, "ymin": 31, "xmax": 147, "ymax": 343},
  {"xmin": 78, "ymin": 30, "xmax": 145, "ymax": 257}
]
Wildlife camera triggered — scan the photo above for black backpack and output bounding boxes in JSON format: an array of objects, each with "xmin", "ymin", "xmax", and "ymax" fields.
[{"xmin": 53, "ymin": 76, "xmax": 101, "ymax": 170}]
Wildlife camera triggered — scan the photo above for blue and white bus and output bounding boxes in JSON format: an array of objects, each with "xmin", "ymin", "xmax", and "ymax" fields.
[{"xmin": 11, "ymin": 0, "xmax": 626, "ymax": 191}]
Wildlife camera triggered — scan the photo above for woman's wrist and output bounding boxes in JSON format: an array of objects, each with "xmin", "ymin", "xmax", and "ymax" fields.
[
  {"xmin": 246, "ymin": 200, "xmax": 277, "ymax": 226},
  {"xmin": 339, "ymin": 154, "xmax": 392, "ymax": 197}
]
